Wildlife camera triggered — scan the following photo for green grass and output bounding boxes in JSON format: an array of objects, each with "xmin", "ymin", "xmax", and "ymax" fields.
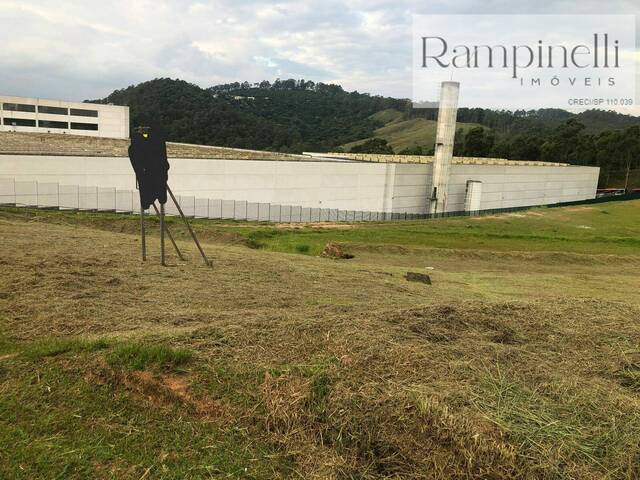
[
  {"xmin": 0, "ymin": 324, "xmax": 16, "ymax": 356},
  {"xmin": 472, "ymin": 365, "xmax": 640, "ymax": 477},
  {"xmin": 3, "ymin": 200, "xmax": 639, "ymax": 256},
  {"xmin": 218, "ymin": 201, "xmax": 640, "ymax": 257},
  {"xmin": 369, "ymin": 108, "xmax": 405, "ymax": 125},
  {"xmin": 106, "ymin": 342, "xmax": 193, "ymax": 371},
  {"xmin": 0, "ymin": 360, "xmax": 287, "ymax": 479},
  {"xmin": 343, "ymin": 109, "xmax": 482, "ymax": 153},
  {"xmin": 294, "ymin": 243, "xmax": 310, "ymax": 253},
  {"xmin": 22, "ymin": 338, "xmax": 109, "ymax": 360},
  {"xmin": 0, "ymin": 336, "xmax": 289, "ymax": 478}
]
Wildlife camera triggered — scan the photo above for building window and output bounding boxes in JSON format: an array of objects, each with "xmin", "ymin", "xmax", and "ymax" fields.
[
  {"xmin": 38, "ymin": 120, "xmax": 68, "ymax": 129},
  {"xmin": 70, "ymin": 122, "xmax": 98, "ymax": 131},
  {"xmin": 3, "ymin": 117, "xmax": 36, "ymax": 127},
  {"xmin": 38, "ymin": 105, "xmax": 68, "ymax": 115},
  {"xmin": 3, "ymin": 103, "xmax": 36, "ymax": 113},
  {"xmin": 70, "ymin": 108, "xmax": 98, "ymax": 118}
]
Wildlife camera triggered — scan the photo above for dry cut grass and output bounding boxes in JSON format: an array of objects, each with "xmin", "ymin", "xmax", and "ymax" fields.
[{"xmin": 0, "ymin": 204, "xmax": 639, "ymax": 479}]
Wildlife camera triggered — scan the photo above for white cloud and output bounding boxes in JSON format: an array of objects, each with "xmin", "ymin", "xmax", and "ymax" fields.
[{"xmin": 0, "ymin": 0, "xmax": 636, "ymax": 116}]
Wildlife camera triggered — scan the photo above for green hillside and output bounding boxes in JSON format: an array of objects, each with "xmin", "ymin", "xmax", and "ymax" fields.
[
  {"xmin": 92, "ymin": 78, "xmax": 639, "ymax": 187},
  {"xmin": 91, "ymin": 78, "xmax": 405, "ymax": 153},
  {"xmin": 343, "ymin": 109, "xmax": 481, "ymax": 153},
  {"xmin": 369, "ymin": 108, "xmax": 405, "ymax": 125}
]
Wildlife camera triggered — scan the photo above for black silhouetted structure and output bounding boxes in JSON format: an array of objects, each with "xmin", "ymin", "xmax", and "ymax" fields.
[
  {"xmin": 128, "ymin": 121, "xmax": 170, "ymax": 210},
  {"xmin": 128, "ymin": 121, "xmax": 210, "ymax": 267}
]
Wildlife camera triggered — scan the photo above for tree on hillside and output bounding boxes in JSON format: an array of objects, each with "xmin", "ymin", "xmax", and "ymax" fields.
[
  {"xmin": 350, "ymin": 138, "xmax": 394, "ymax": 154},
  {"xmin": 462, "ymin": 127, "xmax": 494, "ymax": 157},
  {"xmin": 508, "ymin": 135, "xmax": 542, "ymax": 160}
]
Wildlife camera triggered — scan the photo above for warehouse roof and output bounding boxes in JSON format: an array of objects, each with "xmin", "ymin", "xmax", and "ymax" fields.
[
  {"xmin": 0, "ymin": 132, "xmax": 570, "ymax": 166},
  {"xmin": 0, "ymin": 132, "xmax": 308, "ymax": 161},
  {"xmin": 304, "ymin": 152, "xmax": 571, "ymax": 167}
]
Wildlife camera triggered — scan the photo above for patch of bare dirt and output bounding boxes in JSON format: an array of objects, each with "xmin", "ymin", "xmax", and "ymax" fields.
[
  {"xmin": 564, "ymin": 206, "xmax": 594, "ymax": 212},
  {"xmin": 85, "ymin": 367, "xmax": 228, "ymax": 420},
  {"xmin": 320, "ymin": 242, "xmax": 354, "ymax": 259},
  {"xmin": 275, "ymin": 222, "xmax": 355, "ymax": 230}
]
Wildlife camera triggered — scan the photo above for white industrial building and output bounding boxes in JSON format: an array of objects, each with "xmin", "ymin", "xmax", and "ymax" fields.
[
  {"xmin": 0, "ymin": 84, "xmax": 600, "ymax": 217},
  {"xmin": 0, "ymin": 95, "xmax": 129, "ymax": 139},
  {"xmin": 0, "ymin": 150, "xmax": 599, "ymax": 215}
]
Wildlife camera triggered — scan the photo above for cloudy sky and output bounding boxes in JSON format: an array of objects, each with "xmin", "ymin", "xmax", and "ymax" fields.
[{"xmin": 0, "ymin": 0, "xmax": 638, "ymax": 113}]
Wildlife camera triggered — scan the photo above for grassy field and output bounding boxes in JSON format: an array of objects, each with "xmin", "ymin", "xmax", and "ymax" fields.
[
  {"xmin": 342, "ymin": 109, "xmax": 482, "ymax": 153},
  {"xmin": 1, "ymin": 201, "xmax": 639, "ymax": 479}
]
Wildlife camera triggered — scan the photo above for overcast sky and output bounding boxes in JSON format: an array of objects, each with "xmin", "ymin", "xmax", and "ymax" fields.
[{"xmin": 0, "ymin": 0, "xmax": 638, "ymax": 114}]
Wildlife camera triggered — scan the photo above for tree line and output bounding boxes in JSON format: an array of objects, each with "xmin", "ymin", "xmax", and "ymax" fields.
[
  {"xmin": 451, "ymin": 121, "xmax": 640, "ymax": 187},
  {"xmin": 92, "ymin": 78, "xmax": 640, "ymax": 188}
]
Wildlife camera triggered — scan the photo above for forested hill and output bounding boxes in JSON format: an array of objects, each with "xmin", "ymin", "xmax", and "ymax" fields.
[
  {"xmin": 92, "ymin": 78, "xmax": 640, "ymax": 187},
  {"xmin": 91, "ymin": 78, "xmax": 405, "ymax": 152}
]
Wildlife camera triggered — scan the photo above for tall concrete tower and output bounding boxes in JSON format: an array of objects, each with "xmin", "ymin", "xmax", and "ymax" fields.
[{"xmin": 428, "ymin": 81, "xmax": 460, "ymax": 215}]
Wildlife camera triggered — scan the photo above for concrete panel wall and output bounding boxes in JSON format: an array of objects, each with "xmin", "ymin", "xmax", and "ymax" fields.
[
  {"xmin": 0, "ymin": 154, "xmax": 599, "ymax": 213},
  {"xmin": 391, "ymin": 163, "xmax": 430, "ymax": 213},
  {"xmin": 447, "ymin": 164, "xmax": 599, "ymax": 211},
  {"xmin": 0, "ymin": 155, "xmax": 396, "ymax": 212}
]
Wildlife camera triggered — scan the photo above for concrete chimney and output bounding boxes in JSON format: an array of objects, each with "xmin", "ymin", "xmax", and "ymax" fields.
[{"xmin": 428, "ymin": 81, "xmax": 460, "ymax": 215}]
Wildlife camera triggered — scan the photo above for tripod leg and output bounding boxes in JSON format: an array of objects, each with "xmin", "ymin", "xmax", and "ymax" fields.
[
  {"xmin": 140, "ymin": 200, "xmax": 146, "ymax": 262},
  {"xmin": 152, "ymin": 202, "xmax": 184, "ymax": 261},
  {"xmin": 167, "ymin": 186, "xmax": 211, "ymax": 267},
  {"xmin": 160, "ymin": 202, "xmax": 166, "ymax": 266}
]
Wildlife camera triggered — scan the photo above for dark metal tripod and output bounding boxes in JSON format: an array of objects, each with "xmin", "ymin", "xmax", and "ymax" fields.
[
  {"xmin": 167, "ymin": 185, "xmax": 211, "ymax": 267},
  {"xmin": 139, "ymin": 191, "xmax": 146, "ymax": 261},
  {"xmin": 151, "ymin": 202, "xmax": 184, "ymax": 263},
  {"xmin": 138, "ymin": 187, "xmax": 210, "ymax": 267}
]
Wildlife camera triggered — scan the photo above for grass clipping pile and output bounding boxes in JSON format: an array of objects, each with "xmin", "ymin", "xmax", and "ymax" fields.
[
  {"xmin": 320, "ymin": 242, "xmax": 354, "ymax": 259},
  {"xmin": 223, "ymin": 300, "xmax": 640, "ymax": 479}
]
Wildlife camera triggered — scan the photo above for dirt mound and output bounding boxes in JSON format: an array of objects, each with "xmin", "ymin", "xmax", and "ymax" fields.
[{"xmin": 320, "ymin": 242, "xmax": 354, "ymax": 259}]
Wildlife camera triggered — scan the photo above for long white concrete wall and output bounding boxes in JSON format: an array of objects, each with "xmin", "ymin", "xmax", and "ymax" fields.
[
  {"xmin": 448, "ymin": 165, "xmax": 599, "ymax": 211},
  {"xmin": 0, "ymin": 155, "xmax": 396, "ymax": 211},
  {"xmin": 390, "ymin": 163, "xmax": 599, "ymax": 213},
  {"xmin": 0, "ymin": 154, "xmax": 599, "ymax": 213}
]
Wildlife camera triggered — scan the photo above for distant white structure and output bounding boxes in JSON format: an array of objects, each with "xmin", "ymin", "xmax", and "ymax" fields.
[
  {"xmin": 0, "ymin": 154, "xmax": 600, "ymax": 214},
  {"xmin": 464, "ymin": 180, "xmax": 483, "ymax": 213},
  {"xmin": 428, "ymin": 81, "xmax": 460, "ymax": 214},
  {"xmin": 0, "ymin": 95, "xmax": 129, "ymax": 139}
]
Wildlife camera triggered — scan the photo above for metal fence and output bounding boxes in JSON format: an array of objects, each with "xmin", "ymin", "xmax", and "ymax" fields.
[
  {"xmin": 1, "ymin": 178, "xmax": 627, "ymax": 222},
  {"xmin": 0, "ymin": 178, "xmax": 437, "ymax": 222}
]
